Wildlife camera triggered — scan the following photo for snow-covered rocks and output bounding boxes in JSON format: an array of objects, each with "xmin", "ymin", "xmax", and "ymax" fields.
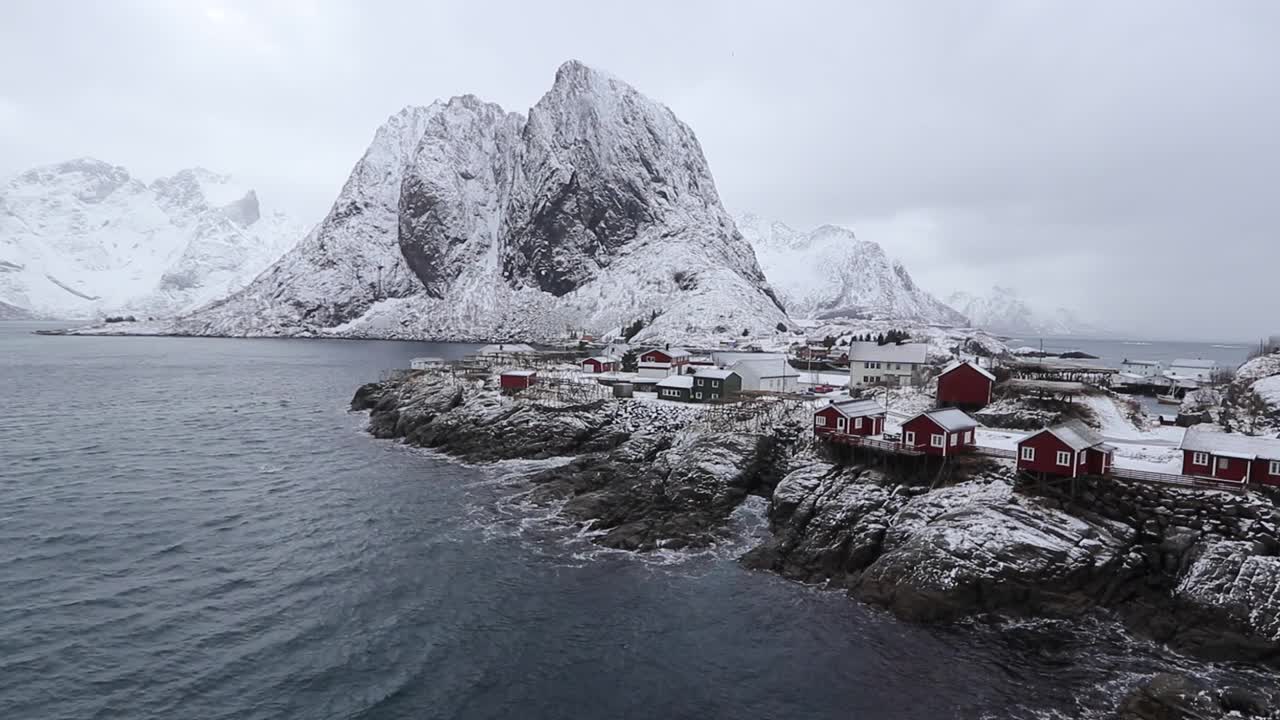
[
  {"xmin": 1171, "ymin": 541, "xmax": 1280, "ymax": 658},
  {"xmin": 736, "ymin": 213, "xmax": 965, "ymax": 326},
  {"xmin": 172, "ymin": 61, "xmax": 788, "ymax": 344},
  {"xmin": 0, "ymin": 158, "xmax": 301, "ymax": 319}
]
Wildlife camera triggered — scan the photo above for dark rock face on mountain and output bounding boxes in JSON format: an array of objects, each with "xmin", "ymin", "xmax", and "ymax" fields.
[{"xmin": 176, "ymin": 61, "xmax": 787, "ymax": 343}]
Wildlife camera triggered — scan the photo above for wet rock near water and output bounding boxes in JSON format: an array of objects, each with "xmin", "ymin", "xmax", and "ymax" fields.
[{"xmin": 1116, "ymin": 673, "xmax": 1274, "ymax": 719}]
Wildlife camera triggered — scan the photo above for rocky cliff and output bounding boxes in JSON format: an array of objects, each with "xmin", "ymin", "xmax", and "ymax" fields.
[{"xmin": 173, "ymin": 62, "xmax": 787, "ymax": 344}]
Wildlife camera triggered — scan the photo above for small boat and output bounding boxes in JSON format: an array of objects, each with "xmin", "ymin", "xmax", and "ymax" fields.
[{"xmin": 1156, "ymin": 394, "xmax": 1181, "ymax": 405}]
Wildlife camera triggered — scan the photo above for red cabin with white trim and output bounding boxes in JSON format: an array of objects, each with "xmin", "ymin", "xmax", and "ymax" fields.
[
  {"xmin": 814, "ymin": 399, "xmax": 886, "ymax": 438},
  {"xmin": 1016, "ymin": 421, "xmax": 1114, "ymax": 478},
  {"xmin": 1180, "ymin": 427, "xmax": 1280, "ymax": 486},
  {"xmin": 639, "ymin": 348, "xmax": 691, "ymax": 367},
  {"xmin": 901, "ymin": 409, "xmax": 978, "ymax": 457},
  {"xmin": 581, "ymin": 356, "xmax": 619, "ymax": 373},
  {"xmin": 936, "ymin": 360, "xmax": 995, "ymax": 410},
  {"xmin": 499, "ymin": 370, "xmax": 538, "ymax": 391}
]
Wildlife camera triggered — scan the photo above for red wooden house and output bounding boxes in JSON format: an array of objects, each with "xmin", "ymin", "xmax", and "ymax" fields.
[
  {"xmin": 936, "ymin": 360, "xmax": 996, "ymax": 410},
  {"xmin": 1016, "ymin": 420, "xmax": 1114, "ymax": 478},
  {"xmin": 813, "ymin": 399, "xmax": 886, "ymax": 438},
  {"xmin": 639, "ymin": 348, "xmax": 691, "ymax": 368},
  {"xmin": 499, "ymin": 370, "xmax": 538, "ymax": 392},
  {"xmin": 581, "ymin": 356, "xmax": 620, "ymax": 373},
  {"xmin": 1179, "ymin": 427, "xmax": 1280, "ymax": 486},
  {"xmin": 901, "ymin": 408, "xmax": 978, "ymax": 457}
]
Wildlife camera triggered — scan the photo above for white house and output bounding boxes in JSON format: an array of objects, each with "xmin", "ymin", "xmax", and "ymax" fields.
[
  {"xmin": 1120, "ymin": 359, "xmax": 1162, "ymax": 378},
  {"xmin": 846, "ymin": 342, "xmax": 929, "ymax": 388},
  {"xmin": 1168, "ymin": 358, "xmax": 1217, "ymax": 383},
  {"xmin": 726, "ymin": 356, "xmax": 801, "ymax": 393}
]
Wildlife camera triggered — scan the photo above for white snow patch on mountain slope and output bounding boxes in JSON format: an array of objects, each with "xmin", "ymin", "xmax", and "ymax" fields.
[
  {"xmin": 736, "ymin": 213, "xmax": 965, "ymax": 326},
  {"xmin": 0, "ymin": 158, "xmax": 303, "ymax": 318}
]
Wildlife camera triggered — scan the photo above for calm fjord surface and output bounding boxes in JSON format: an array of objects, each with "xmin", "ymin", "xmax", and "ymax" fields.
[{"xmin": 0, "ymin": 324, "xmax": 1220, "ymax": 719}]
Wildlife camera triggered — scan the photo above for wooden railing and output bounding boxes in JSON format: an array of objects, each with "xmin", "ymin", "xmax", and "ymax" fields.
[
  {"xmin": 974, "ymin": 446, "xmax": 1017, "ymax": 459},
  {"xmin": 1109, "ymin": 467, "xmax": 1244, "ymax": 492},
  {"xmin": 823, "ymin": 433, "xmax": 924, "ymax": 456}
]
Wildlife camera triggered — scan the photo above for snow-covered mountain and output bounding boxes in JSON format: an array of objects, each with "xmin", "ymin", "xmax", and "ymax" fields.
[
  {"xmin": 171, "ymin": 61, "xmax": 787, "ymax": 343},
  {"xmin": 0, "ymin": 159, "xmax": 303, "ymax": 318},
  {"xmin": 736, "ymin": 213, "xmax": 966, "ymax": 326},
  {"xmin": 946, "ymin": 286, "xmax": 1101, "ymax": 336}
]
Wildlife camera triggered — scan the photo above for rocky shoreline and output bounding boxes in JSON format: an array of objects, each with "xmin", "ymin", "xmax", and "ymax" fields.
[{"xmin": 354, "ymin": 370, "xmax": 1280, "ymax": 718}]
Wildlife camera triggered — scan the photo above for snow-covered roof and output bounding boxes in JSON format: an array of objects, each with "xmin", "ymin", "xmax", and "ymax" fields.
[
  {"xmin": 644, "ymin": 347, "xmax": 690, "ymax": 359},
  {"xmin": 656, "ymin": 375, "xmax": 694, "ymax": 389},
  {"xmin": 1171, "ymin": 358, "xmax": 1216, "ymax": 369},
  {"xmin": 1180, "ymin": 426, "xmax": 1280, "ymax": 460},
  {"xmin": 909, "ymin": 408, "xmax": 978, "ymax": 432},
  {"xmin": 729, "ymin": 357, "xmax": 801, "ymax": 378},
  {"xmin": 583, "ymin": 355, "xmax": 619, "ymax": 364},
  {"xmin": 502, "ymin": 369, "xmax": 537, "ymax": 377},
  {"xmin": 1030, "ymin": 420, "xmax": 1106, "ymax": 452},
  {"xmin": 939, "ymin": 360, "xmax": 995, "ymax": 382},
  {"xmin": 827, "ymin": 398, "xmax": 885, "ymax": 418},
  {"xmin": 1122, "ymin": 359, "xmax": 1161, "ymax": 366},
  {"xmin": 846, "ymin": 342, "xmax": 928, "ymax": 365},
  {"xmin": 479, "ymin": 343, "xmax": 537, "ymax": 354},
  {"xmin": 693, "ymin": 368, "xmax": 736, "ymax": 380}
]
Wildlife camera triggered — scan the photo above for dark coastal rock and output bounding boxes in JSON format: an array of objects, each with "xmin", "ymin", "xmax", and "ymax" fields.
[
  {"xmin": 526, "ymin": 431, "xmax": 780, "ymax": 551},
  {"xmin": 1116, "ymin": 674, "xmax": 1222, "ymax": 720},
  {"xmin": 1162, "ymin": 541, "xmax": 1280, "ymax": 660},
  {"xmin": 855, "ymin": 484, "xmax": 1135, "ymax": 621},
  {"xmin": 742, "ymin": 463, "xmax": 902, "ymax": 587}
]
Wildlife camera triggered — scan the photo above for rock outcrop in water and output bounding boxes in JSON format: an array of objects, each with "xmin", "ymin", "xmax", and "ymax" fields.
[{"xmin": 353, "ymin": 370, "xmax": 1280, "ymax": 672}]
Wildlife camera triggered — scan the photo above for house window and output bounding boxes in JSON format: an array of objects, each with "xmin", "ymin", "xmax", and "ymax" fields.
[
  {"xmin": 965, "ymin": 430, "xmax": 973, "ymax": 443},
  {"xmin": 904, "ymin": 431, "xmax": 916, "ymax": 445},
  {"xmin": 695, "ymin": 392, "xmax": 702, "ymax": 400},
  {"xmin": 1270, "ymin": 460, "xmax": 1280, "ymax": 475},
  {"xmin": 1192, "ymin": 452, "xmax": 1209, "ymax": 466},
  {"xmin": 949, "ymin": 434, "xmax": 958, "ymax": 446},
  {"xmin": 1020, "ymin": 446, "xmax": 1035, "ymax": 461},
  {"xmin": 711, "ymin": 393, "xmax": 719, "ymax": 400},
  {"xmin": 931, "ymin": 434, "xmax": 944, "ymax": 448},
  {"xmin": 697, "ymin": 379, "xmax": 704, "ymax": 386},
  {"xmin": 1056, "ymin": 451, "xmax": 1071, "ymax": 466},
  {"xmin": 1218, "ymin": 458, "xmax": 1229, "ymax": 471},
  {"xmin": 815, "ymin": 415, "xmax": 826, "ymax": 427}
]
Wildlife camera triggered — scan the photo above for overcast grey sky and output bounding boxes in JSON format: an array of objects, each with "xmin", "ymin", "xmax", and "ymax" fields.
[{"xmin": 2, "ymin": 0, "xmax": 1277, "ymax": 341}]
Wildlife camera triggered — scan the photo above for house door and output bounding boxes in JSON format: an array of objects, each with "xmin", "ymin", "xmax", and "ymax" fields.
[{"xmin": 836, "ymin": 418, "xmax": 846, "ymax": 432}]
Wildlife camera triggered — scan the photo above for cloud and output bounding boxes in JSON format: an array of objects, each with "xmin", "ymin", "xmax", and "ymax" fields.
[{"xmin": 1, "ymin": 0, "xmax": 1276, "ymax": 340}]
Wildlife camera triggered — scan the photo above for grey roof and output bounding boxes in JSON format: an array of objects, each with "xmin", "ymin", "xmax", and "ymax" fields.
[
  {"xmin": 1171, "ymin": 358, "xmax": 1217, "ymax": 369},
  {"xmin": 1034, "ymin": 420, "xmax": 1106, "ymax": 452},
  {"xmin": 693, "ymin": 368, "xmax": 736, "ymax": 380},
  {"xmin": 503, "ymin": 369, "xmax": 537, "ymax": 376},
  {"xmin": 729, "ymin": 357, "xmax": 801, "ymax": 378},
  {"xmin": 656, "ymin": 375, "xmax": 694, "ymax": 389},
  {"xmin": 828, "ymin": 399, "xmax": 886, "ymax": 418},
  {"xmin": 940, "ymin": 360, "xmax": 996, "ymax": 382},
  {"xmin": 1180, "ymin": 426, "xmax": 1280, "ymax": 460},
  {"xmin": 846, "ymin": 342, "xmax": 928, "ymax": 365},
  {"xmin": 911, "ymin": 408, "xmax": 979, "ymax": 432}
]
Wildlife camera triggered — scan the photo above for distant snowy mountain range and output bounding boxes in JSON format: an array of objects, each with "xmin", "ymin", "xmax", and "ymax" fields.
[
  {"xmin": 735, "ymin": 213, "xmax": 965, "ymax": 326},
  {"xmin": 165, "ymin": 61, "xmax": 788, "ymax": 343},
  {"xmin": 946, "ymin": 286, "xmax": 1104, "ymax": 337},
  {"xmin": 0, "ymin": 158, "xmax": 302, "ymax": 319}
]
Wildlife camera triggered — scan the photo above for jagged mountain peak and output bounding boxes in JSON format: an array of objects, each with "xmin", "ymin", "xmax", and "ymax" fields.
[
  {"xmin": 737, "ymin": 214, "xmax": 964, "ymax": 326},
  {"xmin": 171, "ymin": 61, "xmax": 786, "ymax": 343},
  {"xmin": 0, "ymin": 159, "xmax": 301, "ymax": 319},
  {"xmin": 946, "ymin": 286, "xmax": 1102, "ymax": 336}
]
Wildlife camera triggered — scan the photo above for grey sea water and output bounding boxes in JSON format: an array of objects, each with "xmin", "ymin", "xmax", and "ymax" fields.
[{"xmin": 0, "ymin": 323, "xmax": 1266, "ymax": 719}]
